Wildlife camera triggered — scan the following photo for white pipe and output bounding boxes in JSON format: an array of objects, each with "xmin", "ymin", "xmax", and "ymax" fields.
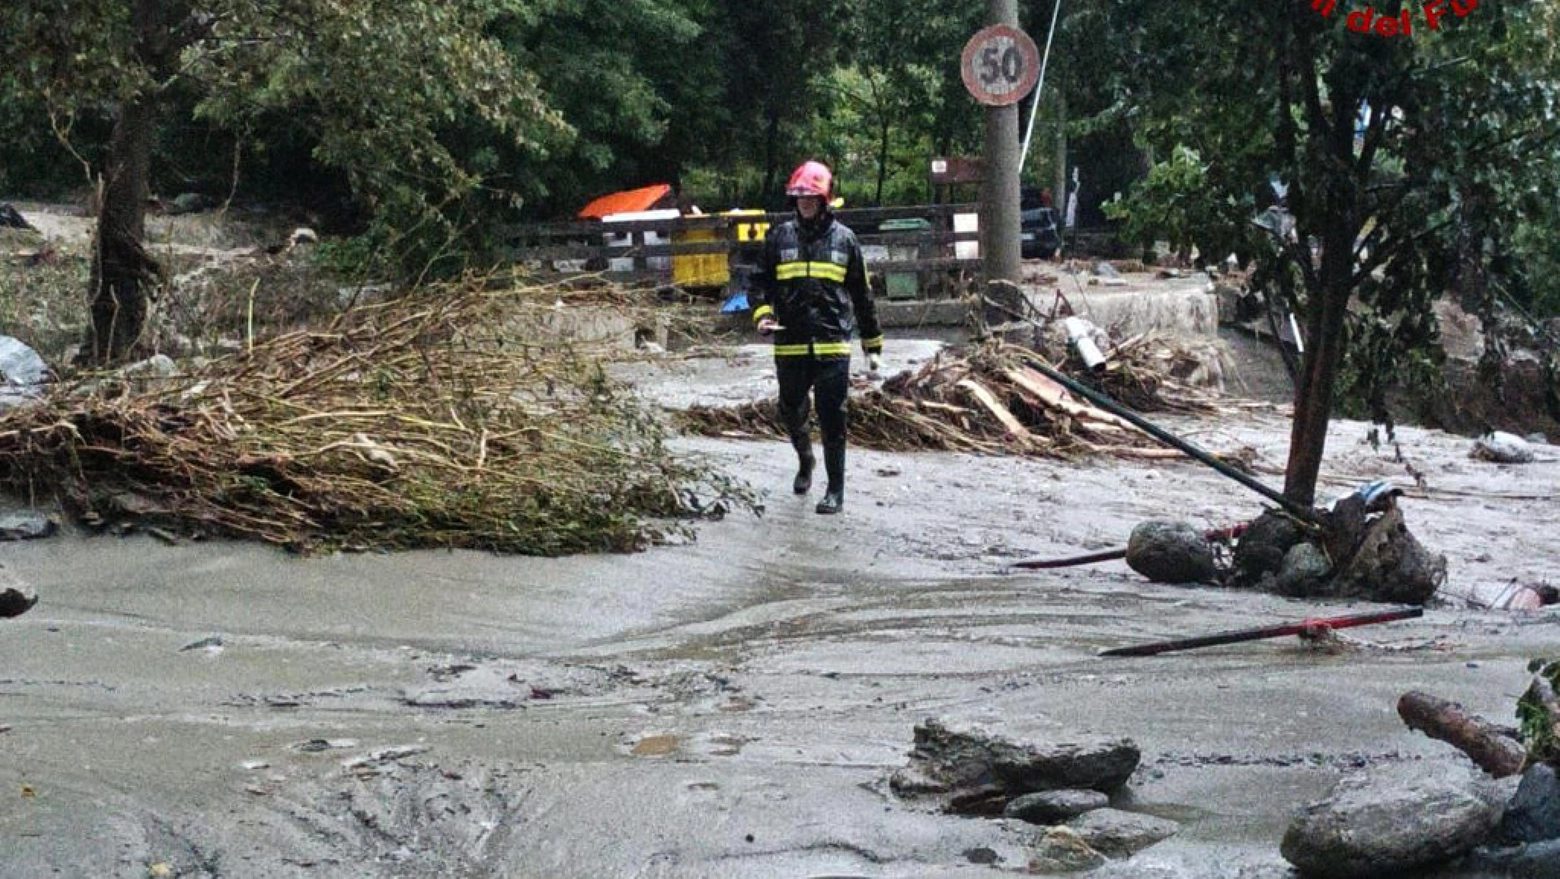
[{"xmin": 1020, "ymin": 0, "xmax": 1064, "ymax": 173}]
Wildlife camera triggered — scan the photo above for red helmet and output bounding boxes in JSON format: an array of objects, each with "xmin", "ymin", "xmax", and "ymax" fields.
[{"xmin": 786, "ymin": 160, "xmax": 832, "ymax": 198}]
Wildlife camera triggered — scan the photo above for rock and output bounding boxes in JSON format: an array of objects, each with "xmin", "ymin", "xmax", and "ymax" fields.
[
  {"xmin": 1028, "ymin": 825, "xmax": 1108, "ymax": 873},
  {"xmin": 1500, "ymin": 763, "xmax": 1560, "ymax": 845},
  {"xmin": 1232, "ymin": 510, "xmax": 1309, "ymax": 587},
  {"xmin": 0, "ymin": 512, "xmax": 58, "ymax": 541},
  {"xmin": 1272, "ymin": 541, "xmax": 1332, "ymax": 596},
  {"xmin": 1472, "ymin": 431, "xmax": 1536, "ymax": 464},
  {"xmin": 1065, "ymin": 807, "xmax": 1180, "ymax": 857},
  {"xmin": 1280, "ymin": 763, "xmax": 1506, "ymax": 877},
  {"xmin": 0, "ymin": 565, "xmax": 38, "ymax": 617},
  {"xmin": 897, "ymin": 719, "xmax": 1140, "ymax": 813},
  {"xmin": 1005, "ymin": 789, "xmax": 1110, "ymax": 824},
  {"xmin": 1125, "ymin": 520, "xmax": 1219, "ymax": 584}
]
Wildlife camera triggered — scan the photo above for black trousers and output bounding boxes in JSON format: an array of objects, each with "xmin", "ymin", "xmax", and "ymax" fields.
[{"xmin": 776, "ymin": 356, "xmax": 849, "ymax": 452}]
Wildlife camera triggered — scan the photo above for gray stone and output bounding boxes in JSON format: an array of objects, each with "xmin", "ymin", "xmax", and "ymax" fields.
[
  {"xmin": 1472, "ymin": 431, "xmax": 1536, "ymax": 464},
  {"xmin": 1232, "ymin": 510, "xmax": 1309, "ymax": 586},
  {"xmin": 1065, "ymin": 808, "xmax": 1180, "ymax": 858},
  {"xmin": 1273, "ymin": 541, "xmax": 1332, "ymax": 596},
  {"xmin": 1500, "ymin": 763, "xmax": 1560, "ymax": 845},
  {"xmin": 0, "ymin": 512, "xmax": 57, "ymax": 541},
  {"xmin": 1005, "ymin": 789, "xmax": 1110, "ymax": 824},
  {"xmin": 902, "ymin": 719, "xmax": 1140, "ymax": 803},
  {"xmin": 1126, "ymin": 520, "xmax": 1219, "ymax": 584},
  {"xmin": 1281, "ymin": 764, "xmax": 1506, "ymax": 877},
  {"xmin": 1028, "ymin": 825, "xmax": 1107, "ymax": 873}
]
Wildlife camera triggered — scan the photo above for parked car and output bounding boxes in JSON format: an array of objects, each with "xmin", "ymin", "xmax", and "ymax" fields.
[{"xmin": 1020, "ymin": 189, "xmax": 1061, "ymax": 260}]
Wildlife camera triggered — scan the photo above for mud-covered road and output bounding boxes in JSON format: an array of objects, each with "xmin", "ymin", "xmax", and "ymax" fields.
[{"xmin": 2, "ymin": 344, "xmax": 1557, "ymax": 878}]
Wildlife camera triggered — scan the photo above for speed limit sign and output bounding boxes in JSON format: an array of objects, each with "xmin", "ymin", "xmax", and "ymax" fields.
[{"xmin": 960, "ymin": 25, "xmax": 1040, "ymax": 106}]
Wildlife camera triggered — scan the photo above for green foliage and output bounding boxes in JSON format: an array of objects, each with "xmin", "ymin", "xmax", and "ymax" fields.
[
  {"xmin": 1518, "ymin": 658, "xmax": 1560, "ymax": 765},
  {"xmin": 1102, "ymin": 145, "xmax": 1249, "ymax": 262}
]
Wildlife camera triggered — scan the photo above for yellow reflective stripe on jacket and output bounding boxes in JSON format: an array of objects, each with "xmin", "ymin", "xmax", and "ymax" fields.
[
  {"xmin": 752, "ymin": 304, "xmax": 774, "ymax": 324},
  {"xmin": 861, "ymin": 335, "xmax": 884, "ymax": 352},
  {"xmin": 774, "ymin": 261, "xmax": 848, "ymax": 282},
  {"xmin": 772, "ymin": 341, "xmax": 853, "ymax": 357}
]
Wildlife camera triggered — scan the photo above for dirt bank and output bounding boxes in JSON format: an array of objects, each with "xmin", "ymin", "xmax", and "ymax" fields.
[{"xmin": 2, "ymin": 343, "xmax": 1556, "ymax": 878}]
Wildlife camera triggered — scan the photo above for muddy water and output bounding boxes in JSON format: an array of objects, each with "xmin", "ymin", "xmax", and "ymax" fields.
[{"xmin": 2, "ymin": 349, "xmax": 1557, "ymax": 878}]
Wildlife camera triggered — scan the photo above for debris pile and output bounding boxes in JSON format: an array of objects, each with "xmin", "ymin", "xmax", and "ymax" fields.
[
  {"xmin": 1124, "ymin": 480, "xmax": 1448, "ymax": 604},
  {"xmin": 0, "ymin": 282, "xmax": 747, "ymax": 555},
  {"xmin": 680, "ymin": 339, "xmax": 1239, "ymax": 461}
]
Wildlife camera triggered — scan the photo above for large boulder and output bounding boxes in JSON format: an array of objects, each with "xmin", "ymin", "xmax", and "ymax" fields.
[
  {"xmin": 1281, "ymin": 763, "xmax": 1507, "ymax": 877},
  {"xmin": 891, "ymin": 719, "xmax": 1139, "ymax": 815},
  {"xmin": 1126, "ymin": 520, "xmax": 1219, "ymax": 584}
]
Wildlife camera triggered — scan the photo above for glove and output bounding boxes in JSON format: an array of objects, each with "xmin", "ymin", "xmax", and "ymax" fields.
[
  {"xmin": 867, "ymin": 353, "xmax": 882, "ymax": 377},
  {"xmin": 756, "ymin": 317, "xmax": 780, "ymax": 336}
]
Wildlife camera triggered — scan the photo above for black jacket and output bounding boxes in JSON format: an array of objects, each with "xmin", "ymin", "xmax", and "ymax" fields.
[{"xmin": 751, "ymin": 213, "xmax": 883, "ymax": 360}]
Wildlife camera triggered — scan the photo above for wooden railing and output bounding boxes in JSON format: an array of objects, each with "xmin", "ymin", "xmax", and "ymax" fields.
[{"xmin": 501, "ymin": 203, "xmax": 984, "ymax": 295}]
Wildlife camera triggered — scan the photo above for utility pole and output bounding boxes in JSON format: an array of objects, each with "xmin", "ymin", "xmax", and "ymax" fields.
[{"xmin": 980, "ymin": 0, "xmax": 1023, "ymax": 290}]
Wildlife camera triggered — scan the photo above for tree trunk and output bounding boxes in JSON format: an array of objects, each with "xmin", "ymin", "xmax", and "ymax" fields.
[
  {"xmin": 1283, "ymin": 93, "xmax": 1363, "ymax": 508},
  {"xmin": 85, "ymin": 95, "xmax": 159, "ymax": 364},
  {"xmin": 83, "ymin": 0, "xmax": 174, "ymax": 366},
  {"xmin": 1282, "ymin": 226, "xmax": 1351, "ymax": 508}
]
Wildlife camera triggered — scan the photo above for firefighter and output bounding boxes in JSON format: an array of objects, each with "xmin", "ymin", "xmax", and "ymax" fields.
[{"xmin": 752, "ymin": 160, "xmax": 883, "ymax": 515}]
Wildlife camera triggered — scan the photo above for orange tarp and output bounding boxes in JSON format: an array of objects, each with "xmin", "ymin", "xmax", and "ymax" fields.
[{"xmin": 577, "ymin": 184, "xmax": 674, "ymax": 219}]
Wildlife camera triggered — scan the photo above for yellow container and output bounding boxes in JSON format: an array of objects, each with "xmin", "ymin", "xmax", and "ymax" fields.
[
  {"xmin": 672, "ymin": 224, "xmax": 726, "ymax": 289},
  {"xmin": 726, "ymin": 208, "xmax": 770, "ymax": 243}
]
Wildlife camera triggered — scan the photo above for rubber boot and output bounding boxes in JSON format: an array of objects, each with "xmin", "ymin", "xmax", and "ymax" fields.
[
  {"xmin": 815, "ymin": 444, "xmax": 845, "ymax": 514},
  {"xmin": 792, "ymin": 439, "xmax": 815, "ymax": 495}
]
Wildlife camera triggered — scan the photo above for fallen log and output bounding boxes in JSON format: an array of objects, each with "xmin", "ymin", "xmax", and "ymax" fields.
[{"xmin": 1397, "ymin": 690, "xmax": 1527, "ymax": 778}]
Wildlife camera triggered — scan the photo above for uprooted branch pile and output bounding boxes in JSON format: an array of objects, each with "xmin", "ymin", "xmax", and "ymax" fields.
[
  {"xmin": 0, "ymin": 281, "xmax": 748, "ymax": 555},
  {"xmin": 680, "ymin": 339, "xmax": 1241, "ymax": 460}
]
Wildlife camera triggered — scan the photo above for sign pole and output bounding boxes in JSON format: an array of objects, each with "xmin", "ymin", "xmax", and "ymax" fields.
[{"xmin": 981, "ymin": 0, "xmax": 1023, "ymax": 291}]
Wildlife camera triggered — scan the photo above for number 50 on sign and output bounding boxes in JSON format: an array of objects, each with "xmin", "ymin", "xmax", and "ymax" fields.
[{"xmin": 960, "ymin": 25, "xmax": 1041, "ymax": 107}]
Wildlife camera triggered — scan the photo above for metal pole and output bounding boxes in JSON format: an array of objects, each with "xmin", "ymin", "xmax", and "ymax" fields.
[
  {"xmin": 1022, "ymin": 355, "xmax": 1317, "ymax": 520},
  {"xmin": 980, "ymin": 0, "xmax": 1022, "ymax": 288}
]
